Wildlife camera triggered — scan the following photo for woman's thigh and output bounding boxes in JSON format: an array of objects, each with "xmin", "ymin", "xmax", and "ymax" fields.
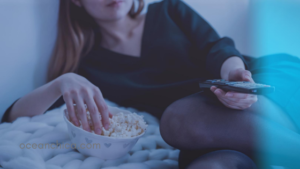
[
  {"xmin": 160, "ymin": 90, "xmax": 255, "ymax": 152},
  {"xmin": 166, "ymin": 89, "xmax": 298, "ymax": 133},
  {"xmin": 160, "ymin": 89, "xmax": 299, "ymax": 152}
]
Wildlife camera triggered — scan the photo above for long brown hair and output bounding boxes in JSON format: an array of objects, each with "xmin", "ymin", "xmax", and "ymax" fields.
[{"xmin": 47, "ymin": 0, "xmax": 145, "ymax": 82}]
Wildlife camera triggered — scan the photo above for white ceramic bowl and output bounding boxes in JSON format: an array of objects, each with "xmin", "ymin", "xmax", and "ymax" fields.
[{"xmin": 63, "ymin": 105, "xmax": 146, "ymax": 160}]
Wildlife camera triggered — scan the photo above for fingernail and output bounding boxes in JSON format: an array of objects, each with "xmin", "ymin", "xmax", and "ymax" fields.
[
  {"xmin": 105, "ymin": 124, "xmax": 110, "ymax": 130},
  {"xmin": 226, "ymin": 93, "xmax": 233, "ymax": 97},
  {"xmin": 95, "ymin": 128, "xmax": 102, "ymax": 134}
]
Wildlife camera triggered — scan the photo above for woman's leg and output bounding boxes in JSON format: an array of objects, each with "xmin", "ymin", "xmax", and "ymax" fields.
[
  {"xmin": 160, "ymin": 90, "xmax": 300, "ymax": 168},
  {"xmin": 179, "ymin": 149, "xmax": 258, "ymax": 169}
]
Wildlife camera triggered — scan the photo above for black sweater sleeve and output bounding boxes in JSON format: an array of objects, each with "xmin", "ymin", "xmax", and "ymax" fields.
[
  {"xmin": 1, "ymin": 96, "xmax": 65, "ymax": 123},
  {"xmin": 167, "ymin": 0, "xmax": 248, "ymax": 78}
]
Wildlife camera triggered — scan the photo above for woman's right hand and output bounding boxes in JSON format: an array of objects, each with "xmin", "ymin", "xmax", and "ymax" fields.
[{"xmin": 56, "ymin": 73, "xmax": 111, "ymax": 135}]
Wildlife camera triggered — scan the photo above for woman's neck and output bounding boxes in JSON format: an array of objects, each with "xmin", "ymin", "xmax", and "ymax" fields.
[{"xmin": 95, "ymin": 15, "xmax": 141, "ymax": 47}]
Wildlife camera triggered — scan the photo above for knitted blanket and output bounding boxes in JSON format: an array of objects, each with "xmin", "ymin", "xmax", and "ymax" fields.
[{"xmin": 0, "ymin": 100, "xmax": 179, "ymax": 169}]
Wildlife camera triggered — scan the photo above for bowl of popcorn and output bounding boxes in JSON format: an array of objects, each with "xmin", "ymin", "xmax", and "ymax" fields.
[{"xmin": 63, "ymin": 105, "xmax": 147, "ymax": 160}]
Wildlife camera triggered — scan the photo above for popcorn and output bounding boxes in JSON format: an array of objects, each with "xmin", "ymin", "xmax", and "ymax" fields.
[
  {"xmin": 101, "ymin": 112, "xmax": 147, "ymax": 138},
  {"xmin": 70, "ymin": 108, "xmax": 147, "ymax": 138}
]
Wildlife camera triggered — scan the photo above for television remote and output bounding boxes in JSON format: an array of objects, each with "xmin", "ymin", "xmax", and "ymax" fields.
[{"xmin": 199, "ymin": 79, "xmax": 275, "ymax": 95}]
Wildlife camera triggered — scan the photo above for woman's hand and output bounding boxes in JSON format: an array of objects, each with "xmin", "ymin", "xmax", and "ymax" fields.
[
  {"xmin": 211, "ymin": 68, "xmax": 258, "ymax": 110},
  {"xmin": 57, "ymin": 73, "xmax": 112, "ymax": 134}
]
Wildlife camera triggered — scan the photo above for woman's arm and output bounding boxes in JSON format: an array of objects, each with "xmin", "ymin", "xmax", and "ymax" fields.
[
  {"xmin": 6, "ymin": 73, "xmax": 111, "ymax": 135},
  {"xmin": 165, "ymin": 0, "xmax": 256, "ymax": 110},
  {"xmin": 167, "ymin": 0, "xmax": 249, "ymax": 79},
  {"xmin": 7, "ymin": 78, "xmax": 61, "ymax": 122}
]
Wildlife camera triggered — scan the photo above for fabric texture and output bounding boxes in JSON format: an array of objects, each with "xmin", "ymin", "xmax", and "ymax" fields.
[
  {"xmin": 0, "ymin": 99, "xmax": 285, "ymax": 169},
  {"xmin": 0, "ymin": 100, "xmax": 179, "ymax": 169}
]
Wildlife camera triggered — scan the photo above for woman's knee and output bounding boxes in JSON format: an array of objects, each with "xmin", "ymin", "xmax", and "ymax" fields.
[
  {"xmin": 185, "ymin": 150, "xmax": 257, "ymax": 169},
  {"xmin": 160, "ymin": 92, "xmax": 216, "ymax": 148},
  {"xmin": 160, "ymin": 96, "xmax": 187, "ymax": 147}
]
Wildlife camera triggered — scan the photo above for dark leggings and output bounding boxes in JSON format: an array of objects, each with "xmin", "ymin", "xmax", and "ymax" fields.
[
  {"xmin": 160, "ymin": 89, "xmax": 299, "ymax": 169},
  {"xmin": 159, "ymin": 54, "xmax": 300, "ymax": 168},
  {"xmin": 160, "ymin": 90, "xmax": 258, "ymax": 169}
]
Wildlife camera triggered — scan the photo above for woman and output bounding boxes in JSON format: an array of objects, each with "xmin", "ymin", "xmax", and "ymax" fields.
[{"xmin": 2, "ymin": 0, "xmax": 300, "ymax": 168}]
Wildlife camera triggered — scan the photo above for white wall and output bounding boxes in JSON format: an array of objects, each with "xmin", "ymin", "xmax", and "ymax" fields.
[
  {"xmin": 0, "ymin": 0, "xmax": 250, "ymax": 119},
  {"xmin": 0, "ymin": 0, "xmax": 59, "ymax": 118}
]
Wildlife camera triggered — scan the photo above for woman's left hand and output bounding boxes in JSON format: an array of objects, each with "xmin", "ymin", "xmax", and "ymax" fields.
[{"xmin": 210, "ymin": 68, "xmax": 258, "ymax": 110}]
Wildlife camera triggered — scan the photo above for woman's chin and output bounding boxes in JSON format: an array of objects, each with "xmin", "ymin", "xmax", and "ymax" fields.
[
  {"xmin": 104, "ymin": 13, "xmax": 130, "ymax": 22},
  {"xmin": 105, "ymin": 5, "xmax": 132, "ymax": 20}
]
